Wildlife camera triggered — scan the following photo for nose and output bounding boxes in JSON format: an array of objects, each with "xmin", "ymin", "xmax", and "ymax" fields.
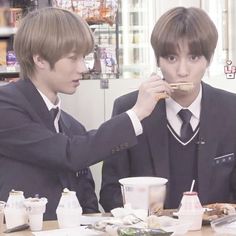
[
  {"xmin": 77, "ymin": 58, "xmax": 88, "ymax": 74},
  {"xmin": 177, "ymin": 59, "xmax": 189, "ymax": 78}
]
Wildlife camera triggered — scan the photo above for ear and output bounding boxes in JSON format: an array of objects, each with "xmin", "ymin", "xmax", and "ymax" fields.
[{"xmin": 33, "ymin": 55, "xmax": 49, "ymax": 69}]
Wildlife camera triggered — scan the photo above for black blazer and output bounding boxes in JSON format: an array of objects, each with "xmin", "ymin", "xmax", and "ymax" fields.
[
  {"xmin": 100, "ymin": 82, "xmax": 236, "ymax": 212},
  {"xmin": 0, "ymin": 79, "xmax": 138, "ymax": 219}
]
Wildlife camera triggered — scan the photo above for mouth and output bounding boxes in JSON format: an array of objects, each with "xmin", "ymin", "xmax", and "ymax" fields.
[
  {"xmin": 72, "ymin": 79, "xmax": 80, "ymax": 86},
  {"xmin": 170, "ymin": 82, "xmax": 194, "ymax": 92}
]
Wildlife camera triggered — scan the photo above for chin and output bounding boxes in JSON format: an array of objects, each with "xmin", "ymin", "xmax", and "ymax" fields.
[{"xmin": 61, "ymin": 88, "xmax": 77, "ymax": 95}]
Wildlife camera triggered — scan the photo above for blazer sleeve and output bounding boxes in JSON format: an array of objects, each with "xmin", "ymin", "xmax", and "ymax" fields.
[{"xmin": 0, "ymin": 95, "xmax": 138, "ymax": 172}]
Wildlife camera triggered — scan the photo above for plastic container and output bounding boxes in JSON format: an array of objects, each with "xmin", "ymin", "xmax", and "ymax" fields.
[
  {"xmin": 119, "ymin": 177, "xmax": 168, "ymax": 215},
  {"xmin": 176, "ymin": 191, "xmax": 204, "ymax": 231},
  {"xmin": 4, "ymin": 190, "xmax": 28, "ymax": 229},
  {"xmin": 211, "ymin": 214, "xmax": 236, "ymax": 234},
  {"xmin": 56, "ymin": 188, "xmax": 82, "ymax": 228}
]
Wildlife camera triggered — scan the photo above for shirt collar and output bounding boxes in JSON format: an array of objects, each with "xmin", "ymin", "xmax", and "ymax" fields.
[
  {"xmin": 166, "ymin": 84, "xmax": 202, "ymax": 120},
  {"xmin": 37, "ymin": 89, "xmax": 61, "ymax": 111}
]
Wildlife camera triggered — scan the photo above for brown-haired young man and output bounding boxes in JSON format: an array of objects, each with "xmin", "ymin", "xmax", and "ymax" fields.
[
  {"xmin": 100, "ymin": 7, "xmax": 236, "ymax": 212},
  {"xmin": 0, "ymin": 7, "xmax": 169, "ymax": 219}
]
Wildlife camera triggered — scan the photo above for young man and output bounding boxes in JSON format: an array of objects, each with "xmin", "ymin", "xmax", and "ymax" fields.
[
  {"xmin": 0, "ymin": 8, "xmax": 169, "ymax": 219},
  {"xmin": 100, "ymin": 7, "xmax": 236, "ymax": 212}
]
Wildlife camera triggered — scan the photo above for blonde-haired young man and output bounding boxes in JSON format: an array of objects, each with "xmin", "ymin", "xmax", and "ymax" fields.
[{"xmin": 0, "ymin": 7, "xmax": 168, "ymax": 219}]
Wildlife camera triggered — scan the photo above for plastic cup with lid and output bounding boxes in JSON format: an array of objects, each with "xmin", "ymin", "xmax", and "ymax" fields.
[{"xmin": 24, "ymin": 197, "xmax": 48, "ymax": 231}]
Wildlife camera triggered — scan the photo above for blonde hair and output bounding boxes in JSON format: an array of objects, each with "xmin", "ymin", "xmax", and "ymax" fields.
[
  {"xmin": 151, "ymin": 7, "xmax": 218, "ymax": 65},
  {"xmin": 14, "ymin": 7, "xmax": 94, "ymax": 78}
]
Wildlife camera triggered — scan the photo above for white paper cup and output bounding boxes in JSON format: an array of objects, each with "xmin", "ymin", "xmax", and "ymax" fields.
[
  {"xmin": 24, "ymin": 197, "xmax": 47, "ymax": 231},
  {"xmin": 119, "ymin": 177, "xmax": 168, "ymax": 215},
  {"xmin": 0, "ymin": 201, "xmax": 5, "ymax": 233},
  {"xmin": 28, "ymin": 214, "xmax": 44, "ymax": 231}
]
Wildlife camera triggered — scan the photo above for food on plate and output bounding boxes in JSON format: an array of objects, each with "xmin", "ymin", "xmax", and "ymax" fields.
[
  {"xmin": 203, "ymin": 203, "xmax": 236, "ymax": 221},
  {"xmin": 117, "ymin": 227, "xmax": 172, "ymax": 236}
]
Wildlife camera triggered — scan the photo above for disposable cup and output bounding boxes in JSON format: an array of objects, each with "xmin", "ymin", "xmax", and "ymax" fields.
[
  {"xmin": 119, "ymin": 177, "xmax": 168, "ymax": 215},
  {"xmin": 0, "ymin": 201, "xmax": 5, "ymax": 233},
  {"xmin": 28, "ymin": 214, "xmax": 44, "ymax": 231},
  {"xmin": 24, "ymin": 197, "xmax": 47, "ymax": 231}
]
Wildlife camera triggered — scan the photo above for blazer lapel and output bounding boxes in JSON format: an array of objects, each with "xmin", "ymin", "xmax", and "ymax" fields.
[
  {"xmin": 197, "ymin": 83, "xmax": 220, "ymax": 203},
  {"xmin": 58, "ymin": 112, "xmax": 71, "ymax": 136},
  {"xmin": 15, "ymin": 79, "xmax": 55, "ymax": 132},
  {"xmin": 143, "ymin": 100, "xmax": 170, "ymax": 179}
]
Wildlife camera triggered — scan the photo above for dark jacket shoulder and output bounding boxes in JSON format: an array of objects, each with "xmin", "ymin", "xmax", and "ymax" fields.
[{"xmin": 113, "ymin": 90, "xmax": 138, "ymax": 115}]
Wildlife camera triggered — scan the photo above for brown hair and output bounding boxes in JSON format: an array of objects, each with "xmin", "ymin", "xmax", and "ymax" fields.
[
  {"xmin": 151, "ymin": 7, "xmax": 218, "ymax": 65},
  {"xmin": 14, "ymin": 7, "xmax": 94, "ymax": 78}
]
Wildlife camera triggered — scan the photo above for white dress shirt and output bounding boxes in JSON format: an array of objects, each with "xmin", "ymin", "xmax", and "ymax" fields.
[
  {"xmin": 37, "ymin": 90, "xmax": 61, "ymax": 133},
  {"xmin": 165, "ymin": 85, "xmax": 202, "ymax": 136}
]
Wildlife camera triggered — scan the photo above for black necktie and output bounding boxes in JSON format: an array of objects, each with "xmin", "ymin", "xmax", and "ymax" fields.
[
  {"xmin": 178, "ymin": 109, "xmax": 193, "ymax": 142},
  {"xmin": 49, "ymin": 108, "xmax": 59, "ymax": 122}
]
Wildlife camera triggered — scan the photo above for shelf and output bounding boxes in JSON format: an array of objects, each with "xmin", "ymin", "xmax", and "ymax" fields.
[
  {"xmin": 0, "ymin": 27, "xmax": 17, "ymax": 37},
  {"xmin": 0, "ymin": 66, "xmax": 20, "ymax": 78},
  {"xmin": 121, "ymin": 64, "xmax": 150, "ymax": 71},
  {"xmin": 119, "ymin": 25, "xmax": 145, "ymax": 31},
  {"xmin": 126, "ymin": 7, "xmax": 148, "ymax": 13},
  {"xmin": 119, "ymin": 43, "xmax": 149, "ymax": 48}
]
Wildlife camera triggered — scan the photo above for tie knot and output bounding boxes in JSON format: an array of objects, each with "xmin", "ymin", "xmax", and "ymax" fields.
[
  {"xmin": 178, "ymin": 109, "xmax": 192, "ymax": 123},
  {"xmin": 49, "ymin": 107, "xmax": 59, "ymax": 121}
]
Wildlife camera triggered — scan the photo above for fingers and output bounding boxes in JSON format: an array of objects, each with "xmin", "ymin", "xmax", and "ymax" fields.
[{"xmin": 146, "ymin": 73, "xmax": 173, "ymax": 99}]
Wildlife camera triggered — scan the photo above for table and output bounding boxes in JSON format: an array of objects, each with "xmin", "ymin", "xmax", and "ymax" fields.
[{"xmin": 0, "ymin": 221, "xmax": 222, "ymax": 236}]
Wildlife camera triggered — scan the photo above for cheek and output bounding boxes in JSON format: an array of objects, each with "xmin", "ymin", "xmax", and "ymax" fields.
[
  {"xmin": 195, "ymin": 65, "xmax": 208, "ymax": 78},
  {"xmin": 160, "ymin": 66, "xmax": 174, "ymax": 80}
]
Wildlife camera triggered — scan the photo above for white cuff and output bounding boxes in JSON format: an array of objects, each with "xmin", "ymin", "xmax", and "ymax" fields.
[{"xmin": 126, "ymin": 109, "xmax": 143, "ymax": 136}]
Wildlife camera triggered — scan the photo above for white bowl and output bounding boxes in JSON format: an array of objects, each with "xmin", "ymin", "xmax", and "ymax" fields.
[{"xmin": 119, "ymin": 177, "xmax": 168, "ymax": 215}]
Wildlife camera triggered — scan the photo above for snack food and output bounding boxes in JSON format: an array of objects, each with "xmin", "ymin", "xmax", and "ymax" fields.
[
  {"xmin": 203, "ymin": 203, "xmax": 236, "ymax": 221},
  {"xmin": 155, "ymin": 93, "xmax": 169, "ymax": 101},
  {"xmin": 170, "ymin": 82, "xmax": 194, "ymax": 92}
]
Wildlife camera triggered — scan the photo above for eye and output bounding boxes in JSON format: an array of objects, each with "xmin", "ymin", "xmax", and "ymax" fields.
[
  {"xmin": 189, "ymin": 55, "xmax": 201, "ymax": 62},
  {"xmin": 166, "ymin": 55, "xmax": 177, "ymax": 63}
]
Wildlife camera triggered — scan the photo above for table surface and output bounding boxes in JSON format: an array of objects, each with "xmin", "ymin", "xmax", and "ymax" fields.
[{"xmin": 0, "ymin": 220, "xmax": 225, "ymax": 236}]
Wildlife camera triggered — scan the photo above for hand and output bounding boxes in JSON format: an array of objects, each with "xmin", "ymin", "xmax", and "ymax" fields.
[{"xmin": 132, "ymin": 74, "xmax": 172, "ymax": 121}]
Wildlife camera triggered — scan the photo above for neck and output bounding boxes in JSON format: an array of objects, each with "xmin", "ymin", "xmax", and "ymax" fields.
[{"xmin": 30, "ymin": 75, "xmax": 58, "ymax": 105}]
